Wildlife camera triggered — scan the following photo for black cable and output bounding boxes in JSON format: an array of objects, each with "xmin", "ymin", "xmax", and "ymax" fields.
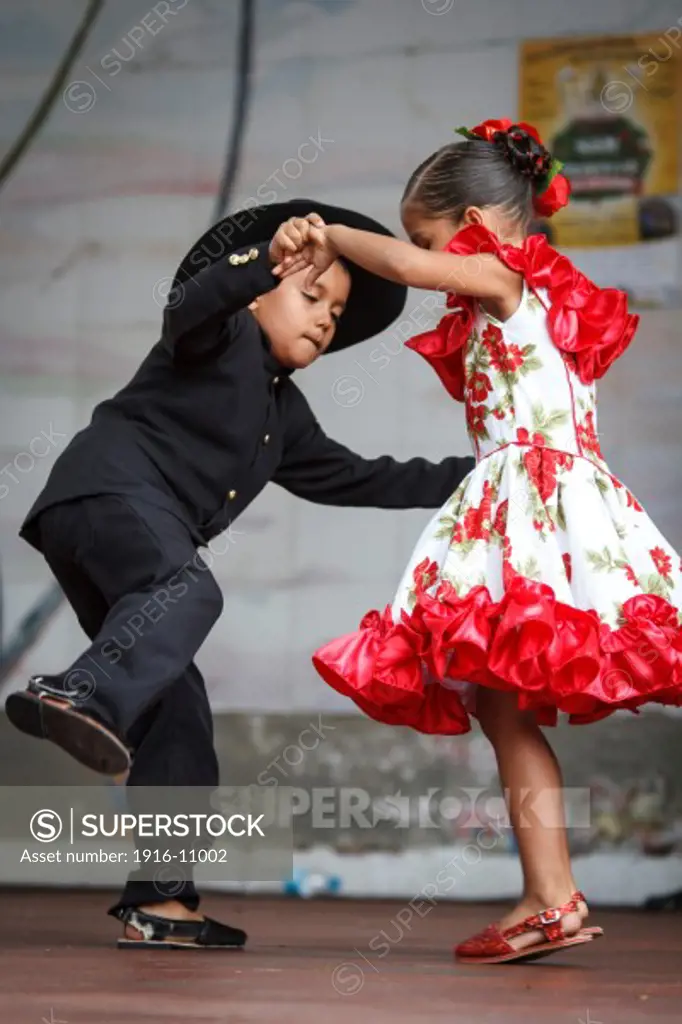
[
  {"xmin": 1, "ymin": 1, "xmax": 258, "ymax": 687},
  {"xmin": 1, "ymin": 1, "xmax": 106, "ymax": 681},
  {"xmin": 0, "ymin": 585, "xmax": 65, "ymax": 682},
  {"xmin": 211, "ymin": 0, "xmax": 256, "ymax": 223},
  {"xmin": 0, "ymin": 0, "xmax": 106, "ymax": 190}
]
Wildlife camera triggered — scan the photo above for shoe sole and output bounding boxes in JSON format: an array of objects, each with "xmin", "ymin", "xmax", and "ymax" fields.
[
  {"xmin": 117, "ymin": 939, "xmax": 245, "ymax": 950},
  {"xmin": 455, "ymin": 931, "xmax": 595, "ymax": 965},
  {"xmin": 5, "ymin": 691, "xmax": 130, "ymax": 776}
]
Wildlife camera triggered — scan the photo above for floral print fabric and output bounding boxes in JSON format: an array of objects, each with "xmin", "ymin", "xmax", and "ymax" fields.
[{"xmin": 312, "ymin": 229, "xmax": 682, "ymax": 733}]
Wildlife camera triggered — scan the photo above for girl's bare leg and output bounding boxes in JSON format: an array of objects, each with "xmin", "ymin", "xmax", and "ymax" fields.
[{"xmin": 476, "ymin": 687, "xmax": 588, "ymax": 950}]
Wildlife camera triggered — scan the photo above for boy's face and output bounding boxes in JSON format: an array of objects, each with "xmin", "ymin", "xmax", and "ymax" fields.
[{"xmin": 250, "ymin": 260, "xmax": 350, "ymax": 369}]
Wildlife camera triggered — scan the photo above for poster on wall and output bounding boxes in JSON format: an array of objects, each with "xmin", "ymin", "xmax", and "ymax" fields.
[{"xmin": 520, "ymin": 33, "xmax": 681, "ymax": 308}]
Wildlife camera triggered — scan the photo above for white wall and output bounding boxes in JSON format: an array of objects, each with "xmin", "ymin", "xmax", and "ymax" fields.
[{"xmin": 1, "ymin": 0, "xmax": 680, "ymax": 712}]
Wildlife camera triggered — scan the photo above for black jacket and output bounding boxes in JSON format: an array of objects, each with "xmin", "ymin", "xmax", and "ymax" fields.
[{"xmin": 21, "ymin": 242, "xmax": 474, "ymax": 550}]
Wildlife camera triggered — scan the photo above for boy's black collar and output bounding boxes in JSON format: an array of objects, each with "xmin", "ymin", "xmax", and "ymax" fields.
[{"xmin": 260, "ymin": 329, "xmax": 295, "ymax": 380}]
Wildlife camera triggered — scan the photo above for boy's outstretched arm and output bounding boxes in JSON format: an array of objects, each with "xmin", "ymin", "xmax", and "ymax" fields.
[{"xmin": 273, "ymin": 383, "xmax": 474, "ymax": 508}]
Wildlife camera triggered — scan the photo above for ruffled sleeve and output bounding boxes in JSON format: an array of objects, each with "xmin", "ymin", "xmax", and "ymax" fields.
[
  {"xmin": 404, "ymin": 228, "xmax": 495, "ymax": 402},
  {"xmin": 405, "ymin": 226, "xmax": 638, "ymax": 393},
  {"xmin": 495, "ymin": 232, "xmax": 638, "ymax": 384},
  {"xmin": 513, "ymin": 234, "xmax": 639, "ymax": 383},
  {"xmin": 405, "ymin": 295, "xmax": 474, "ymax": 402}
]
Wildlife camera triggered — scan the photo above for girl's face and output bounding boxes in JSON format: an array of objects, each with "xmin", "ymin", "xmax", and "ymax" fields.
[
  {"xmin": 250, "ymin": 261, "xmax": 350, "ymax": 369},
  {"xmin": 400, "ymin": 202, "xmax": 459, "ymax": 251},
  {"xmin": 401, "ymin": 201, "xmax": 514, "ymax": 249}
]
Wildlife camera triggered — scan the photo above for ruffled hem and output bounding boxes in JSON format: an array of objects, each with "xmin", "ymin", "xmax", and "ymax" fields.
[
  {"xmin": 405, "ymin": 225, "xmax": 639, "ymax": 399},
  {"xmin": 312, "ymin": 574, "xmax": 682, "ymax": 735}
]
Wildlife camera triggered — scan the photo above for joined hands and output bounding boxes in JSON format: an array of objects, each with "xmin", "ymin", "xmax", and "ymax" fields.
[{"xmin": 269, "ymin": 213, "xmax": 338, "ymax": 286}]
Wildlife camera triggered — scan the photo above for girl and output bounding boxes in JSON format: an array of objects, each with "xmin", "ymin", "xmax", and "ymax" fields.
[{"xmin": 272, "ymin": 119, "xmax": 682, "ymax": 964}]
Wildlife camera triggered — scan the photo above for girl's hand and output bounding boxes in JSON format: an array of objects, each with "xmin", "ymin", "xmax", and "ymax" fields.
[
  {"xmin": 270, "ymin": 213, "xmax": 326, "ymax": 275},
  {"xmin": 275, "ymin": 221, "xmax": 341, "ymax": 286},
  {"xmin": 299, "ymin": 231, "xmax": 340, "ymax": 287}
]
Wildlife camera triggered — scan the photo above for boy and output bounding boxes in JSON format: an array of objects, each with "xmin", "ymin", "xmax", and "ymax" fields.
[{"xmin": 6, "ymin": 200, "xmax": 474, "ymax": 948}]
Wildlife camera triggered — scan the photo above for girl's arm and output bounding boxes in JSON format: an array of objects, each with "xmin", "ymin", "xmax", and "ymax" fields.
[{"xmin": 323, "ymin": 224, "xmax": 519, "ymax": 301}]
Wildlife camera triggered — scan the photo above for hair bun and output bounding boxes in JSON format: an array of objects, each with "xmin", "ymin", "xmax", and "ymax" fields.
[{"xmin": 493, "ymin": 125, "xmax": 552, "ymax": 185}]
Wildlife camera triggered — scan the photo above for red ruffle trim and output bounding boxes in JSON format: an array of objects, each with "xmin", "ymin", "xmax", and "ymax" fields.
[
  {"xmin": 312, "ymin": 574, "xmax": 682, "ymax": 735},
  {"xmin": 405, "ymin": 225, "xmax": 639, "ymax": 400}
]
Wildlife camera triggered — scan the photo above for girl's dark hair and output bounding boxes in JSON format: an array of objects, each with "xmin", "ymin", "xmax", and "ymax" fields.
[{"xmin": 402, "ymin": 125, "xmax": 552, "ymax": 229}]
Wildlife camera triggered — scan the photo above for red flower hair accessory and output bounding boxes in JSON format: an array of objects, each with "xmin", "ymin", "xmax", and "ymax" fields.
[{"xmin": 454, "ymin": 118, "xmax": 571, "ymax": 218}]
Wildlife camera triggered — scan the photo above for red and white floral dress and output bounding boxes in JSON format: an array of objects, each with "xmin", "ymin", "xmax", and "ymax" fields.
[{"xmin": 312, "ymin": 225, "xmax": 682, "ymax": 734}]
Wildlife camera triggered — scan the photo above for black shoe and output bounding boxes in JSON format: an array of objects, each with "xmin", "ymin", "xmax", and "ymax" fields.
[
  {"xmin": 113, "ymin": 907, "xmax": 247, "ymax": 950},
  {"xmin": 5, "ymin": 675, "xmax": 130, "ymax": 776}
]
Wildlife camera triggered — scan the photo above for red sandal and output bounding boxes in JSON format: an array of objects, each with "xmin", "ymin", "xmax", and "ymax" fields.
[
  {"xmin": 454, "ymin": 892, "xmax": 601, "ymax": 965},
  {"xmin": 571, "ymin": 889, "xmax": 604, "ymax": 940}
]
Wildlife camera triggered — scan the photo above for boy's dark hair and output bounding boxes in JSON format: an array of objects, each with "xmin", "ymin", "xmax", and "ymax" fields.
[{"xmin": 403, "ymin": 126, "xmax": 552, "ymax": 230}]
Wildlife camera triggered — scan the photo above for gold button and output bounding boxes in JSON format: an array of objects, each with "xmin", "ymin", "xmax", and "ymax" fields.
[
  {"xmin": 228, "ymin": 254, "xmax": 239, "ymax": 265},
  {"xmin": 228, "ymin": 489, "xmax": 237, "ymax": 500},
  {"xmin": 263, "ymin": 434, "xmax": 270, "ymax": 444},
  {"xmin": 273, "ymin": 376, "xmax": 280, "ymax": 385},
  {"xmin": 249, "ymin": 247, "xmax": 259, "ymax": 260}
]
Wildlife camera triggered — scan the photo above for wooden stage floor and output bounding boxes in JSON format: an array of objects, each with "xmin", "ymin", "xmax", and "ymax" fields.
[{"xmin": 2, "ymin": 889, "xmax": 680, "ymax": 1023}]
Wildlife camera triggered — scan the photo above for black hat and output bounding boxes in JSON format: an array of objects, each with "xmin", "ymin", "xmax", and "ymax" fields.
[{"xmin": 171, "ymin": 199, "xmax": 407, "ymax": 354}]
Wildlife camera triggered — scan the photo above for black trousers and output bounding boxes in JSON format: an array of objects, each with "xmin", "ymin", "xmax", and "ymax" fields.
[{"xmin": 36, "ymin": 495, "xmax": 223, "ymax": 913}]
